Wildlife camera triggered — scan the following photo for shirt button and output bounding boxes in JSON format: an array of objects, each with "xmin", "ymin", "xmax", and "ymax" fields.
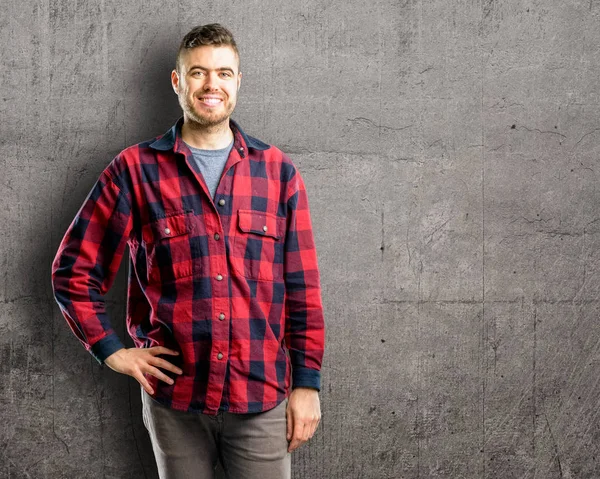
[
  {"xmin": 218, "ymin": 199, "xmax": 226, "ymax": 206},
  {"xmin": 216, "ymin": 274, "xmax": 223, "ymax": 281},
  {"xmin": 262, "ymin": 225, "xmax": 268, "ymax": 232},
  {"xmin": 218, "ymin": 313, "xmax": 225, "ymax": 321},
  {"xmin": 214, "ymin": 233, "xmax": 220, "ymax": 241},
  {"xmin": 164, "ymin": 227, "xmax": 171, "ymax": 235},
  {"xmin": 217, "ymin": 352, "xmax": 223, "ymax": 360}
]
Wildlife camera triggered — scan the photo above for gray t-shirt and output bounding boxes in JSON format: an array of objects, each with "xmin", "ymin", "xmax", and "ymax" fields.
[{"xmin": 185, "ymin": 138, "xmax": 234, "ymax": 200}]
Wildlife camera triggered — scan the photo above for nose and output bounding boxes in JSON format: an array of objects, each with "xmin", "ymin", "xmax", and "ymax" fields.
[{"xmin": 203, "ymin": 72, "xmax": 220, "ymax": 91}]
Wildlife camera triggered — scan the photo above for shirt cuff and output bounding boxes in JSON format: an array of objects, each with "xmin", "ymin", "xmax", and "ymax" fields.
[
  {"xmin": 90, "ymin": 333, "xmax": 126, "ymax": 365},
  {"xmin": 292, "ymin": 367, "xmax": 321, "ymax": 391}
]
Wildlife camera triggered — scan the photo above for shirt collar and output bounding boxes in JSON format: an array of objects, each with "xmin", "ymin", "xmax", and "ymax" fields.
[{"xmin": 149, "ymin": 117, "xmax": 269, "ymax": 154}]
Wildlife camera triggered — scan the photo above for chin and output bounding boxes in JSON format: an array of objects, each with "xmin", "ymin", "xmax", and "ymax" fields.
[{"xmin": 190, "ymin": 113, "xmax": 230, "ymax": 128}]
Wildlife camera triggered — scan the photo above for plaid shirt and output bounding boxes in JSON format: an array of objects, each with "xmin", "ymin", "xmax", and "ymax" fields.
[{"xmin": 51, "ymin": 118, "xmax": 325, "ymax": 415}]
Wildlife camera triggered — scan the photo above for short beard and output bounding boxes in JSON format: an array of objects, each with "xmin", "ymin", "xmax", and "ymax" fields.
[{"xmin": 179, "ymin": 94, "xmax": 234, "ymax": 130}]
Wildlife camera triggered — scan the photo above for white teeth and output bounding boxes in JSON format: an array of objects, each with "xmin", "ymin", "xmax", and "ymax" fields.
[{"xmin": 201, "ymin": 98, "xmax": 221, "ymax": 105}]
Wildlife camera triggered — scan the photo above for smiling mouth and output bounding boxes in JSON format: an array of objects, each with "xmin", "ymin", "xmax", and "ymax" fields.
[{"xmin": 197, "ymin": 97, "xmax": 223, "ymax": 107}]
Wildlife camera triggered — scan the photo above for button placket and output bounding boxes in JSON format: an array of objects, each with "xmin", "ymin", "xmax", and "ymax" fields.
[{"xmin": 203, "ymin": 173, "xmax": 234, "ymax": 413}]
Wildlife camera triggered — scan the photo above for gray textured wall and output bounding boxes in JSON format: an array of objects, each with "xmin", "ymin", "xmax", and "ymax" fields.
[{"xmin": 2, "ymin": 0, "xmax": 600, "ymax": 478}]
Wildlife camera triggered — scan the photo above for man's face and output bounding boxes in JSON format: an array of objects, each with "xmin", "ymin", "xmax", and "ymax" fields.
[{"xmin": 171, "ymin": 45, "xmax": 241, "ymax": 127}]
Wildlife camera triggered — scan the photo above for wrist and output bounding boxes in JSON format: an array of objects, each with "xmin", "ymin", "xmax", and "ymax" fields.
[
  {"xmin": 91, "ymin": 333, "xmax": 126, "ymax": 365},
  {"xmin": 291, "ymin": 366, "xmax": 321, "ymax": 391}
]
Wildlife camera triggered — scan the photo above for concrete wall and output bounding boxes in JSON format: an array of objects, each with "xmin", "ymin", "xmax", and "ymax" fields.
[{"xmin": 2, "ymin": 0, "xmax": 600, "ymax": 477}]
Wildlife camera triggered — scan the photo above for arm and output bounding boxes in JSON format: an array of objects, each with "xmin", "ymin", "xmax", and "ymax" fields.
[
  {"xmin": 283, "ymin": 166, "xmax": 325, "ymax": 451},
  {"xmin": 283, "ymin": 166, "xmax": 325, "ymax": 389},
  {"xmin": 51, "ymin": 159, "xmax": 185, "ymax": 391},
  {"xmin": 51, "ymin": 160, "xmax": 132, "ymax": 364}
]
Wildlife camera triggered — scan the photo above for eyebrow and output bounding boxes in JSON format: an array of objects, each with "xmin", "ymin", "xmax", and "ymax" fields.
[{"xmin": 188, "ymin": 65, "xmax": 236, "ymax": 74}]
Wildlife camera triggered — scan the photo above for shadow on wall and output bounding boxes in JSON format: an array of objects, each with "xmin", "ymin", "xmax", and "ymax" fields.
[{"xmin": 125, "ymin": 38, "xmax": 183, "ymax": 144}]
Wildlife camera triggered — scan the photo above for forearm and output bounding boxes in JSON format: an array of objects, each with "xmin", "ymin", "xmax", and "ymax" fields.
[
  {"xmin": 51, "ymin": 166, "xmax": 132, "ymax": 364},
  {"xmin": 285, "ymin": 272, "xmax": 325, "ymax": 389}
]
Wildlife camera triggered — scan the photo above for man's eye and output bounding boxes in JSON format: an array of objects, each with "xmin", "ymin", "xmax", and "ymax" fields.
[
  {"xmin": 220, "ymin": 72, "xmax": 231, "ymax": 78},
  {"xmin": 192, "ymin": 71, "xmax": 204, "ymax": 76}
]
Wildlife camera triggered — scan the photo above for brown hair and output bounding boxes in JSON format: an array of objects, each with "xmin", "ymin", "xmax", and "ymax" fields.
[{"xmin": 176, "ymin": 24, "xmax": 239, "ymax": 73}]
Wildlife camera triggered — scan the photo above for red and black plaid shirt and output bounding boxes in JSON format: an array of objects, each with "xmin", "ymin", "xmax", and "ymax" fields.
[{"xmin": 51, "ymin": 118, "xmax": 325, "ymax": 415}]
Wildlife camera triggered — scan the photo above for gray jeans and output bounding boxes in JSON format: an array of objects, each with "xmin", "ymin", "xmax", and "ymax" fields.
[{"xmin": 141, "ymin": 388, "xmax": 291, "ymax": 479}]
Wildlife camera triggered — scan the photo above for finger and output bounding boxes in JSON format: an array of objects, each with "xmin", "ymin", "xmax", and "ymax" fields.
[
  {"xmin": 289, "ymin": 423, "xmax": 306, "ymax": 452},
  {"xmin": 145, "ymin": 365, "xmax": 175, "ymax": 385},
  {"xmin": 301, "ymin": 419, "xmax": 313, "ymax": 441},
  {"xmin": 286, "ymin": 406, "xmax": 292, "ymax": 441},
  {"xmin": 304, "ymin": 421, "xmax": 315, "ymax": 441},
  {"xmin": 288, "ymin": 436, "xmax": 298, "ymax": 453},
  {"xmin": 313, "ymin": 416, "xmax": 321, "ymax": 435},
  {"xmin": 290, "ymin": 435, "xmax": 305, "ymax": 452},
  {"xmin": 309, "ymin": 416, "xmax": 321, "ymax": 438},
  {"xmin": 148, "ymin": 357, "xmax": 183, "ymax": 375},
  {"xmin": 150, "ymin": 346, "xmax": 180, "ymax": 356},
  {"xmin": 135, "ymin": 372, "xmax": 154, "ymax": 395}
]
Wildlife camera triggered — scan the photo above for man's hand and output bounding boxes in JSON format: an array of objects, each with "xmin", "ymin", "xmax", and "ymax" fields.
[
  {"xmin": 286, "ymin": 387, "xmax": 321, "ymax": 453},
  {"xmin": 104, "ymin": 347, "xmax": 183, "ymax": 395}
]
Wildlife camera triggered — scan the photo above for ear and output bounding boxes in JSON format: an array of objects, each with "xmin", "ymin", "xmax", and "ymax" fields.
[
  {"xmin": 171, "ymin": 69, "xmax": 180, "ymax": 94},
  {"xmin": 237, "ymin": 72, "xmax": 242, "ymax": 92}
]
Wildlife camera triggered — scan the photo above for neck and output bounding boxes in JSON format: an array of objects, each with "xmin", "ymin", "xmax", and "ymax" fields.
[{"xmin": 181, "ymin": 116, "xmax": 234, "ymax": 150}]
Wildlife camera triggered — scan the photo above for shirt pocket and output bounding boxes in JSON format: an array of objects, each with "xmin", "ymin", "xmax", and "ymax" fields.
[
  {"xmin": 231, "ymin": 209, "xmax": 286, "ymax": 281},
  {"xmin": 141, "ymin": 211, "xmax": 194, "ymax": 283}
]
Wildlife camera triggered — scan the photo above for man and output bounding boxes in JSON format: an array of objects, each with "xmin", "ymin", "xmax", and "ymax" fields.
[{"xmin": 51, "ymin": 24, "xmax": 325, "ymax": 478}]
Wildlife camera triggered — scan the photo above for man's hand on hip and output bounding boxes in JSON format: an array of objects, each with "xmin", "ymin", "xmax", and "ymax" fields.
[
  {"xmin": 104, "ymin": 347, "xmax": 183, "ymax": 395},
  {"xmin": 286, "ymin": 387, "xmax": 321, "ymax": 453}
]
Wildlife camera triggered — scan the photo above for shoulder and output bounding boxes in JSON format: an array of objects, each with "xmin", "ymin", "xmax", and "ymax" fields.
[
  {"xmin": 99, "ymin": 135, "xmax": 161, "ymax": 190},
  {"xmin": 247, "ymin": 136, "xmax": 299, "ymax": 183}
]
